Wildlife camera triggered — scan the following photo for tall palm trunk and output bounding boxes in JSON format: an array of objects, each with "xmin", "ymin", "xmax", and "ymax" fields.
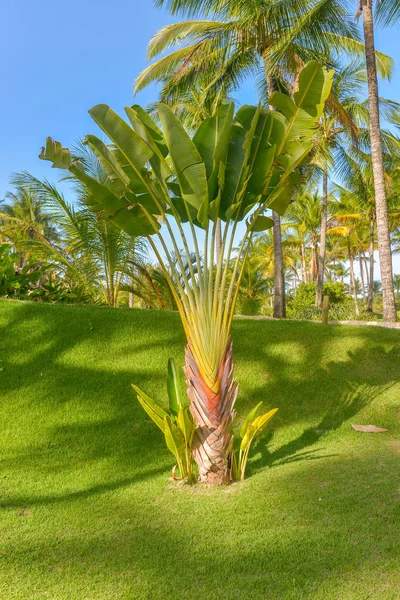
[
  {"xmin": 316, "ymin": 171, "xmax": 328, "ymax": 306},
  {"xmin": 367, "ymin": 216, "xmax": 375, "ymax": 311},
  {"xmin": 184, "ymin": 339, "xmax": 237, "ymax": 484},
  {"xmin": 129, "ymin": 281, "xmax": 134, "ymax": 308},
  {"xmin": 311, "ymin": 242, "xmax": 318, "ymax": 282},
  {"xmin": 266, "ymin": 70, "xmax": 286, "ymax": 318},
  {"xmin": 359, "ymin": 250, "xmax": 366, "ymax": 301},
  {"xmin": 273, "ymin": 211, "xmax": 286, "ymax": 318},
  {"xmin": 348, "ymin": 241, "xmax": 360, "ymax": 316},
  {"xmin": 301, "ymin": 243, "xmax": 307, "ymax": 283},
  {"xmin": 361, "ymin": 0, "xmax": 397, "ymax": 322},
  {"xmin": 363, "ymin": 252, "xmax": 370, "ymax": 288},
  {"xmin": 129, "ymin": 247, "xmax": 135, "ymax": 308}
]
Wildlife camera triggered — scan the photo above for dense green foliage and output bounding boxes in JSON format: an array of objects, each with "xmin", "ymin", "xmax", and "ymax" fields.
[{"xmin": 1, "ymin": 300, "xmax": 399, "ymax": 599}]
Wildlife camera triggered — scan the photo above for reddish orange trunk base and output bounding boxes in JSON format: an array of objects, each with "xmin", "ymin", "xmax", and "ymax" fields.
[{"xmin": 184, "ymin": 339, "xmax": 237, "ymax": 484}]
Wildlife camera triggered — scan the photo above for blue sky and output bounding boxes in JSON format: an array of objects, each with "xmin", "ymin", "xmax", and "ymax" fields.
[{"xmin": 1, "ymin": 1, "xmax": 399, "ymax": 273}]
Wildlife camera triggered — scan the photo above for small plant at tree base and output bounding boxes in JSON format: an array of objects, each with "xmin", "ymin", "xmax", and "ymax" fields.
[
  {"xmin": 40, "ymin": 61, "xmax": 333, "ymax": 484},
  {"xmin": 133, "ymin": 359, "xmax": 195, "ymax": 483},
  {"xmin": 230, "ymin": 403, "xmax": 278, "ymax": 481}
]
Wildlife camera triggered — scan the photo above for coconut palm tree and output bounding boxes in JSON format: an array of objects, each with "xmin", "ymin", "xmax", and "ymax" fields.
[
  {"xmin": 12, "ymin": 172, "xmax": 147, "ymax": 307},
  {"xmin": 393, "ymin": 274, "xmax": 400, "ymax": 297},
  {"xmin": 1, "ymin": 184, "xmax": 59, "ymax": 265},
  {"xmin": 355, "ymin": 0, "xmax": 397, "ymax": 321},
  {"xmin": 285, "ymin": 191, "xmax": 323, "ymax": 283},
  {"xmin": 40, "ymin": 62, "xmax": 333, "ymax": 482}
]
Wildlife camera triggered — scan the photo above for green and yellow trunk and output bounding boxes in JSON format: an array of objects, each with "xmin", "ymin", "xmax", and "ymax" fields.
[{"xmin": 184, "ymin": 338, "xmax": 237, "ymax": 484}]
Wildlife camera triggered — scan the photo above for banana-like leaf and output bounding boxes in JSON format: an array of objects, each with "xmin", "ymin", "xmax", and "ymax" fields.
[
  {"xmin": 164, "ymin": 415, "xmax": 186, "ymax": 463},
  {"xmin": 219, "ymin": 124, "xmax": 247, "ymax": 219},
  {"xmin": 84, "ymin": 134, "xmax": 129, "ymax": 195},
  {"xmin": 132, "ymin": 384, "xmax": 168, "ymax": 432},
  {"xmin": 240, "ymin": 401, "xmax": 263, "ymax": 438},
  {"xmin": 268, "ymin": 171, "xmax": 303, "ymax": 216},
  {"xmin": 126, "ymin": 107, "xmax": 172, "ymax": 180},
  {"xmin": 130, "ymin": 104, "xmax": 168, "ymax": 157},
  {"xmin": 270, "ymin": 62, "xmax": 334, "ymax": 153},
  {"xmin": 110, "ymin": 204, "xmax": 160, "ymax": 236},
  {"xmin": 193, "ymin": 102, "xmax": 234, "ymax": 202},
  {"xmin": 240, "ymin": 408, "xmax": 279, "ymax": 452},
  {"xmin": 167, "ymin": 357, "xmax": 183, "ymax": 417},
  {"xmin": 240, "ymin": 423, "xmax": 257, "ymax": 451},
  {"xmin": 158, "ymin": 103, "xmax": 208, "ymax": 214},
  {"xmin": 252, "ymin": 408, "xmax": 279, "ymax": 433},
  {"xmin": 89, "ymin": 104, "xmax": 154, "ymax": 175},
  {"xmin": 247, "ymin": 215, "xmax": 274, "ymax": 233},
  {"xmin": 177, "ymin": 407, "xmax": 195, "ymax": 446},
  {"xmin": 39, "ymin": 137, "xmax": 72, "ymax": 169},
  {"xmin": 69, "ymin": 162, "xmax": 125, "ymax": 216}
]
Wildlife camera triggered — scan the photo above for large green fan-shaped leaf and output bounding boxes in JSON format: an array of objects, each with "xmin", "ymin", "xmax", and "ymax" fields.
[
  {"xmin": 167, "ymin": 358, "xmax": 183, "ymax": 417},
  {"xmin": 132, "ymin": 385, "xmax": 167, "ymax": 432},
  {"xmin": 111, "ymin": 205, "xmax": 160, "ymax": 236},
  {"xmin": 88, "ymin": 104, "xmax": 154, "ymax": 177},
  {"xmin": 39, "ymin": 137, "xmax": 72, "ymax": 169},
  {"xmin": 126, "ymin": 107, "xmax": 172, "ymax": 180},
  {"xmin": 193, "ymin": 102, "xmax": 234, "ymax": 201},
  {"xmin": 164, "ymin": 416, "xmax": 186, "ymax": 462},
  {"xmin": 158, "ymin": 103, "xmax": 208, "ymax": 213}
]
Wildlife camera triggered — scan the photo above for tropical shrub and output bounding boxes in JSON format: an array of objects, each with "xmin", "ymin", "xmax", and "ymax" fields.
[
  {"xmin": 0, "ymin": 244, "xmax": 47, "ymax": 298},
  {"xmin": 133, "ymin": 359, "xmax": 195, "ymax": 482},
  {"xmin": 40, "ymin": 61, "xmax": 333, "ymax": 483},
  {"xmin": 230, "ymin": 403, "xmax": 278, "ymax": 481},
  {"xmin": 291, "ymin": 281, "xmax": 346, "ymax": 309}
]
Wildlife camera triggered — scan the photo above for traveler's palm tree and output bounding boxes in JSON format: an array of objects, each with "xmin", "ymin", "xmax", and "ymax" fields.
[{"xmin": 40, "ymin": 62, "xmax": 333, "ymax": 482}]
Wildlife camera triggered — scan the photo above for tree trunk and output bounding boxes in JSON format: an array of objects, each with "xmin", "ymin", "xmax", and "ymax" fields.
[
  {"xmin": 129, "ymin": 281, "xmax": 134, "ymax": 308},
  {"xmin": 367, "ymin": 217, "xmax": 375, "ymax": 311},
  {"xmin": 273, "ymin": 211, "xmax": 286, "ymax": 318},
  {"xmin": 301, "ymin": 243, "xmax": 306, "ymax": 283},
  {"xmin": 362, "ymin": 0, "xmax": 397, "ymax": 322},
  {"xmin": 316, "ymin": 171, "xmax": 328, "ymax": 306},
  {"xmin": 129, "ymin": 246, "xmax": 135, "ymax": 308},
  {"xmin": 363, "ymin": 252, "xmax": 370, "ymax": 288},
  {"xmin": 359, "ymin": 251, "xmax": 366, "ymax": 301},
  {"xmin": 184, "ymin": 339, "xmax": 237, "ymax": 484},
  {"xmin": 266, "ymin": 71, "xmax": 286, "ymax": 318},
  {"xmin": 311, "ymin": 243, "xmax": 318, "ymax": 282},
  {"xmin": 348, "ymin": 242, "xmax": 359, "ymax": 316}
]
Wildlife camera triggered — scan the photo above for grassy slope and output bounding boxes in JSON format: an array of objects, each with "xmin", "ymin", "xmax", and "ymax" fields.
[{"xmin": 0, "ymin": 300, "xmax": 399, "ymax": 600}]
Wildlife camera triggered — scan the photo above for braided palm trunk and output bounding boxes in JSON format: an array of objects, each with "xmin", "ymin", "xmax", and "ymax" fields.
[{"xmin": 184, "ymin": 339, "xmax": 238, "ymax": 484}]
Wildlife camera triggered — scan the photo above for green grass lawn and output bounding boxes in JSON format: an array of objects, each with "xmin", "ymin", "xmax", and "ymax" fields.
[{"xmin": 1, "ymin": 300, "xmax": 400, "ymax": 600}]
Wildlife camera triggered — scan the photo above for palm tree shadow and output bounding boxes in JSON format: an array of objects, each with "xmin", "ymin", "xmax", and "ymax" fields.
[{"xmin": 248, "ymin": 382, "xmax": 393, "ymax": 474}]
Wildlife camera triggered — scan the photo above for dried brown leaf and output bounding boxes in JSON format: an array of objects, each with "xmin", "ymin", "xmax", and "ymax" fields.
[{"xmin": 351, "ymin": 423, "xmax": 389, "ymax": 433}]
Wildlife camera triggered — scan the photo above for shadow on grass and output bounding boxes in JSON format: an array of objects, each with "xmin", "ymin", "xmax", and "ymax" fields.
[
  {"xmin": 0, "ymin": 302, "xmax": 399, "ymax": 509},
  {"xmin": 2, "ymin": 449, "xmax": 400, "ymax": 600},
  {"xmin": 0, "ymin": 468, "xmax": 167, "ymax": 509},
  {"xmin": 249, "ymin": 382, "xmax": 395, "ymax": 474}
]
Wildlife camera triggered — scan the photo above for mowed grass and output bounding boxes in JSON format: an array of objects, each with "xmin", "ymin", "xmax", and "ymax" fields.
[{"xmin": 0, "ymin": 300, "xmax": 400, "ymax": 600}]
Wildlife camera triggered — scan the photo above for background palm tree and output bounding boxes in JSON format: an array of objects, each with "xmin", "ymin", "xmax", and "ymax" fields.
[
  {"xmin": 356, "ymin": 0, "xmax": 398, "ymax": 321},
  {"xmin": 1, "ymin": 185, "xmax": 59, "ymax": 266},
  {"xmin": 11, "ymin": 172, "xmax": 147, "ymax": 307}
]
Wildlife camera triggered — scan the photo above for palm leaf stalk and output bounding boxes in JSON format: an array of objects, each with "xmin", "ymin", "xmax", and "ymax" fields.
[{"xmin": 40, "ymin": 61, "xmax": 333, "ymax": 483}]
